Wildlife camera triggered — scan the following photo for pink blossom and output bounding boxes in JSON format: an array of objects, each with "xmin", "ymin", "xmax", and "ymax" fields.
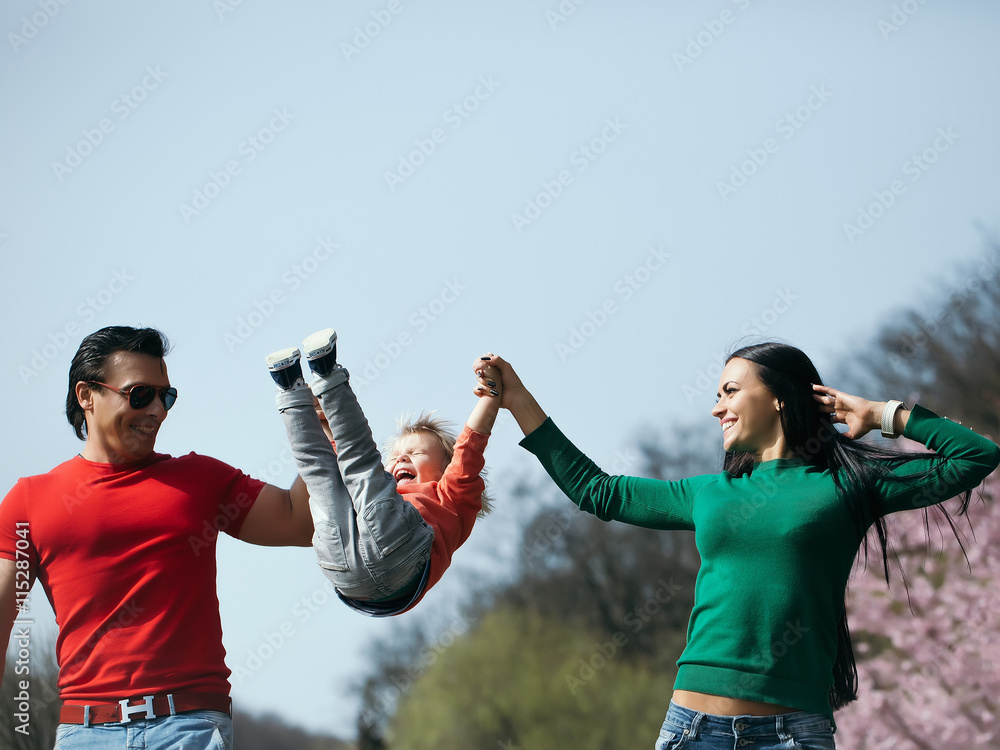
[{"xmin": 836, "ymin": 474, "xmax": 999, "ymax": 748}]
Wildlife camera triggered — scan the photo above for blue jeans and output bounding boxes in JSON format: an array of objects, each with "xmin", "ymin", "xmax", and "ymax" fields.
[
  {"xmin": 655, "ymin": 701, "xmax": 836, "ymax": 749},
  {"xmin": 54, "ymin": 710, "xmax": 232, "ymax": 749}
]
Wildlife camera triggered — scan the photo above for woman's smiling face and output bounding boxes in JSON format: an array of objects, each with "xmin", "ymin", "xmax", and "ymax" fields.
[{"xmin": 711, "ymin": 357, "xmax": 785, "ymax": 459}]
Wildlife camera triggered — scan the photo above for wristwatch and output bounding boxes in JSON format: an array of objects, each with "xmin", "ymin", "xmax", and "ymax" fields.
[{"xmin": 880, "ymin": 400, "xmax": 907, "ymax": 439}]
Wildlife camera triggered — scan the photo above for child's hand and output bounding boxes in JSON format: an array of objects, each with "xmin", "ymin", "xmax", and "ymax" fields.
[{"xmin": 467, "ymin": 354, "xmax": 503, "ymax": 435}]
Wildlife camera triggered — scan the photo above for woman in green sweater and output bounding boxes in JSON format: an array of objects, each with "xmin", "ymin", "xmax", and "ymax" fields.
[{"xmin": 475, "ymin": 343, "xmax": 999, "ymax": 750}]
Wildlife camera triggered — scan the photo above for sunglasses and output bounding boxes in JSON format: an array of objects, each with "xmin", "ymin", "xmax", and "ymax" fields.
[{"xmin": 88, "ymin": 381, "xmax": 178, "ymax": 411}]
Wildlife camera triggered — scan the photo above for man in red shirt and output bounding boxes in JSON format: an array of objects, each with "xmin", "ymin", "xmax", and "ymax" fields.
[{"xmin": 0, "ymin": 326, "xmax": 315, "ymax": 749}]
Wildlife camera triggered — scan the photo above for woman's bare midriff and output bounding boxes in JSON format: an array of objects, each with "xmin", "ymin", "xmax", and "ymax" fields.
[{"xmin": 671, "ymin": 689, "xmax": 800, "ymax": 716}]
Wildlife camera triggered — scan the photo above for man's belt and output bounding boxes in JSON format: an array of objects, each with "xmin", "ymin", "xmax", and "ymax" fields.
[{"xmin": 59, "ymin": 692, "xmax": 232, "ymax": 725}]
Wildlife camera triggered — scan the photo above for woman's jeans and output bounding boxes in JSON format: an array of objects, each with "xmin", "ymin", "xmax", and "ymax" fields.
[{"xmin": 655, "ymin": 701, "xmax": 836, "ymax": 750}]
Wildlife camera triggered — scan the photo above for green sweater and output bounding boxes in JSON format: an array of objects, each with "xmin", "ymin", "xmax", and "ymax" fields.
[{"xmin": 520, "ymin": 405, "xmax": 1000, "ymax": 720}]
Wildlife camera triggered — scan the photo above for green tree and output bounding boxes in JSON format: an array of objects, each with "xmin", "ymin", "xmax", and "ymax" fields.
[
  {"xmin": 837, "ymin": 241, "xmax": 1000, "ymax": 437},
  {"xmin": 387, "ymin": 607, "xmax": 675, "ymax": 749},
  {"xmin": 0, "ymin": 632, "xmax": 60, "ymax": 750}
]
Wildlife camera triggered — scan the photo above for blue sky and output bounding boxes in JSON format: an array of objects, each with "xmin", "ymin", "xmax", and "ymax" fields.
[{"xmin": 2, "ymin": 0, "xmax": 999, "ymax": 738}]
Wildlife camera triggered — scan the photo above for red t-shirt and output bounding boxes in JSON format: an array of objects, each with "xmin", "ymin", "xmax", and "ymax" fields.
[{"xmin": 0, "ymin": 452, "xmax": 264, "ymax": 702}]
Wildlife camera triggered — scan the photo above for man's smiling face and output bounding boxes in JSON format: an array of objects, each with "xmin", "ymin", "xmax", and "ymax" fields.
[{"xmin": 79, "ymin": 351, "xmax": 170, "ymax": 463}]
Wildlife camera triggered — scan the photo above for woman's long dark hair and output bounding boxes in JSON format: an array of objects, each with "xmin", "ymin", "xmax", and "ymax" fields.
[{"xmin": 723, "ymin": 342, "xmax": 974, "ymax": 711}]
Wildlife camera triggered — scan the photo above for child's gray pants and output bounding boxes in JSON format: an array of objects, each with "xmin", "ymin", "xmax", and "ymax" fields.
[{"xmin": 275, "ymin": 368, "xmax": 433, "ymax": 605}]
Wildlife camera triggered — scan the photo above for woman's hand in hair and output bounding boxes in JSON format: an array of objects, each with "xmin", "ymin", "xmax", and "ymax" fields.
[{"xmin": 811, "ymin": 384, "xmax": 881, "ymax": 440}]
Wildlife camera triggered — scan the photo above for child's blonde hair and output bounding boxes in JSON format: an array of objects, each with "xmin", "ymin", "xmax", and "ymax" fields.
[{"xmin": 385, "ymin": 411, "xmax": 493, "ymax": 516}]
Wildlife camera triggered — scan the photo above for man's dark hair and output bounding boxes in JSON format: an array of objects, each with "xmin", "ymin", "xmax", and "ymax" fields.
[{"xmin": 66, "ymin": 326, "xmax": 171, "ymax": 440}]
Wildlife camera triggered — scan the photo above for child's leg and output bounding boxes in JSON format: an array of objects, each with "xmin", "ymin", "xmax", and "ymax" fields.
[
  {"xmin": 266, "ymin": 347, "xmax": 377, "ymax": 597},
  {"xmin": 303, "ymin": 329, "xmax": 434, "ymax": 600}
]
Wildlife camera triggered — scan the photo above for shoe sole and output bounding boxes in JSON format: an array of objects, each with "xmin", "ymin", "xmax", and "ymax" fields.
[
  {"xmin": 265, "ymin": 347, "xmax": 301, "ymax": 371},
  {"xmin": 302, "ymin": 328, "xmax": 337, "ymax": 360}
]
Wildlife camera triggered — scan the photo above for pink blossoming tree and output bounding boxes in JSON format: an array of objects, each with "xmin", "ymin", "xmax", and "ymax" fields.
[{"xmin": 836, "ymin": 471, "xmax": 999, "ymax": 749}]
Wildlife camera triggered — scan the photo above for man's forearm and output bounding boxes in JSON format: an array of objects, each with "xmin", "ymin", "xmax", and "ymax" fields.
[{"xmin": 288, "ymin": 475, "xmax": 315, "ymax": 543}]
